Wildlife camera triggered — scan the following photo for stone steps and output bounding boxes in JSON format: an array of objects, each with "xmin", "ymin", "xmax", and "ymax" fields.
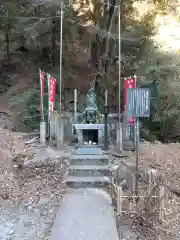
[
  {"xmin": 67, "ymin": 147, "xmax": 110, "ymax": 189},
  {"xmin": 74, "ymin": 147, "xmax": 102, "ymax": 155},
  {"xmin": 66, "ymin": 176, "xmax": 110, "ymax": 188},
  {"xmin": 70, "ymin": 155, "xmax": 108, "ymax": 166},
  {"xmin": 68, "ymin": 165, "xmax": 109, "ymax": 177},
  {"xmin": 74, "ymin": 144, "xmax": 104, "ymax": 149}
]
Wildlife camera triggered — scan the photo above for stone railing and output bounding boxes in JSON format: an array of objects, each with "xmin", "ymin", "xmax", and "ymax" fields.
[{"xmin": 49, "ymin": 111, "xmax": 73, "ymax": 147}]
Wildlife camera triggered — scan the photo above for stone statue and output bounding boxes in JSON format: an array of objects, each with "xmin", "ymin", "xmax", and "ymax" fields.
[
  {"xmin": 86, "ymin": 87, "xmax": 97, "ymax": 109},
  {"xmin": 76, "ymin": 87, "xmax": 103, "ymax": 124}
]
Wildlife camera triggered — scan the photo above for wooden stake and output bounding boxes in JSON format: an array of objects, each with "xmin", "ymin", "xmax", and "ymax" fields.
[
  {"xmin": 117, "ymin": 186, "xmax": 122, "ymax": 215},
  {"xmin": 159, "ymin": 186, "xmax": 164, "ymax": 222}
]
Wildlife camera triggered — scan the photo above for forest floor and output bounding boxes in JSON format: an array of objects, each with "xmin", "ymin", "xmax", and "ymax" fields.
[
  {"xmin": 0, "ymin": 66, "xmax": 35, "ymax": 130},
  {"xmin": 119, "ymin": 142, "xmax": 180, "ymax": 240},
  {"xmin": 1, "ymin": 128, "xmax": 180, "ymax": 239},
  {"xmin": 138, "ymin": 142, "xmax": 180, "ymax": 239},
  {"xmin": 0, "ymin": 129, "xmax": 70, "ymax": 240}
]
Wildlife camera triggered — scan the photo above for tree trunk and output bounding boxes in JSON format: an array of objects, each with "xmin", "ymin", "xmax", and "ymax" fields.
[
  {"xmin": 51, "ymin": 19, "xmax": 56, "ymax": 67},
  {"xmin": 5, "ymin": 4, "xmax": 10, "ymax": 63},
  {"xmin": 5, "ymin": 23, "xmax": 10, "ymax": 63}
]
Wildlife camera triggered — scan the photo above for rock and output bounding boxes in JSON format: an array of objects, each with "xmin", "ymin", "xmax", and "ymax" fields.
[
  {"xmin": 12, "ymin": 153, "xmax": 28, "ymax": 168},
  {"xmin": 40, "ymin": 211, "xmax": 47, "ymax": 217},
  {"xmin": 27, "ymin": 205, "xmax": 33, "ymax": 211},
  {"xmin": 0, "ymin": 191, "xmax": 9, "ymax": 200},
  {"xmin": 37, "ymin": 197, "xmax": 49, "ymax": 206},
  {"xmin": 24, "ymin": 137, "xmax": 39, "ymax": 145},
  {"xmin": 49, "ymin": 209, "xmax": 53, "ymax": 214},
  {"xmin": 112, "ymin": 164, "xmax": 134, "ymax": 190},
  {"xmin": 8, "ymin": 229, "xmax": 15, "ymax": 235},
  {"xmin": 120, "ymin": 179, "xmax": 129, "ymax": 190}
]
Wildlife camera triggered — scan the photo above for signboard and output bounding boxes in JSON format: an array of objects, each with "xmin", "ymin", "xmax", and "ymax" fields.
[{"xmin": 126, "ymin": 88, "xmax": 150, "ymax": 117}]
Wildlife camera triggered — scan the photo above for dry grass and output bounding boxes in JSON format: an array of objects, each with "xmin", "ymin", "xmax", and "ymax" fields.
[
  {"xmin": 0, "ymin": 129, "xmax": 25, "ymax": 200},
  {"xmin": 133, "ymin": 142, "xmax": 180, "ymax": 239},
  {"xmin": 111, "ymin": 141, "xmax": 180, "ymax": 239},
  {"xmin": 0, "ymin": 129, "xmax": 68, "ymax": 205}
]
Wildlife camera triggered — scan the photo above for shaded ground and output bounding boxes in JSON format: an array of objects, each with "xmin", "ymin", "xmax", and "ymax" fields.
[
  {"xmin": 0, "ymin": 130, "xmax": 70, "ymax": 240},
  {"xmin": 110, "ymin": 142, "xmax": 180, "ymax": 240},
  {"xmin": 138, "ymin": 142, "xmax": 180, "ymax": 239}
]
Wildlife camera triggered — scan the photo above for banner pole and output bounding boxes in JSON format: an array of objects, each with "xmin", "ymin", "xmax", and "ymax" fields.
[
  {"xmin": 39, "ymin": 69, "xmax": 46, "ymax": 144},
  {"xmin": 104, "ymin": 90, "xmax": 108, "ymax": 150},
  {"xmin": 59, "ymin": 1, "xmax": 63, "ymax": 114},
  {"xmin": 74, "ymin": 89, "xmax": 77, "ymax": 123},
  {"xmin": 39, "ymin": 69, "xmax": 44, "ymax": 121},
  {"xmin": 132, "ymin": 75, "xmax": 137, "ymax": 149},
  {"xmin": 118, "ymin": 4, "xmax": 122, "ymax": 152}
]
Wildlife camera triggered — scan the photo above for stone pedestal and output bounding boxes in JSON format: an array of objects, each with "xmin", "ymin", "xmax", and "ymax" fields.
[
  {"xmin": 98, "ymin": 129, "xmax": 104, "ymax": 144},
  {"xmin": 116, "ymin": 122, "xmax": 123, "ymax": 152},
  {"xmin": 40, "ymin": 121, "xmax": 46, "ymax": 145},
  {"xmin": 74, "ymin": 124, "xmax": 105, "ymax": 145}
]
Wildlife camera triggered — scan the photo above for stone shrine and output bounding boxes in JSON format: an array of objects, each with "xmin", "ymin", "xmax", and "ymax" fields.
[{"xmin": 73, "ymin": 88, "xmax": 105, "ymax": 146}]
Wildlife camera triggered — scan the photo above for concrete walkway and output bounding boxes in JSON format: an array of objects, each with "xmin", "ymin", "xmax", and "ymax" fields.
[{"xmin": 49, "ymin": 188, "xmax": 119, "ymax": 240}]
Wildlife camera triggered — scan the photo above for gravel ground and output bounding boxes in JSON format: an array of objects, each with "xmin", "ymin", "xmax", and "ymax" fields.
[{"xmin": 0, "ymin": 193, "xmax": 64, "ymax": 240}]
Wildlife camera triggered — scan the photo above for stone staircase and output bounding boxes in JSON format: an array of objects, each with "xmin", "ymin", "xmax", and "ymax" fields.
[{"xmin": 66, "ymin": 147, "xmax": 110, "ymax": 188}]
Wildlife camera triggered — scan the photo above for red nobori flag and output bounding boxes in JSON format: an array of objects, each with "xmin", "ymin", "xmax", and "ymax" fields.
[
  {"xmin": 39, "ymin": 69, "xmax": 45, "ymax": 120},
  {"xmin": 48, "ymin": 76, "xmax": 56, "ymax": 113},
  {"xmin": 124, "ymin": 76, "xmax": 136, "ymax": 125}
]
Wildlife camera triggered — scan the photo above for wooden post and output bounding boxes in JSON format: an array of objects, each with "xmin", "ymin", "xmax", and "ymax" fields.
[
  {"xmin": 74, "ymin": 89, "xmax": 77, "ymax": 123},
  {"xmin": 148, "ymin": 170, "xmax": 152, "ymax": 194},
  {"xmin": 132, "ymin": 175, "xmax": 136, "ymax": 206},
  {"xmin": 111, "ymin": 173, "xmax": 115, "ymax": 198},
  {"xmin": 116, "ymin": 122, "xmax": 122, "ymax": 152},
  {"xmin": 159, "ymin": 186, "xmax": 164, "ymax": 222},
  {"xmin": 117, "ymin": 186, "xmax": 122, "ymax": 215},
  {"xmin": 112, "ymin": 171, "xmax": 115, "ymax": 185},
  {"xmin": 57, "ymin": 117, "xmax": 64, "ymax": 148}
]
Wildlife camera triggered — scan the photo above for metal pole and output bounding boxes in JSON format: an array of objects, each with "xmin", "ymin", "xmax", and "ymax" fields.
[
  {"xmin": 105, "ymin": 89, "xmax": 108, "ymax": 106},
  {"xmin": 59, "ymin": 1, "xmax": 63, "ymax": 114},
  {"xmin": 135, "ymin": 99, "xmax": 139, "ymax": 198},
  {"xmin": 74, "ymin": 89, "xmax": 77, "ymax": 123},
  {"xmin": 134, "ymin": 76, "xmax": 139, "ymax": 199},
  {"xmin": 69, "ymin": 0, "xmax": 72, "ymax": 7},
  {"xmin": 104, "ymin": 90, "xmax": 108, "ymax": 150},
  {"xmin": 132, "ymin": 75, "xmax": 137, "ymax": 149},
  {"xmin": 118, "ymin": 4, "xmax": 122, "ymax": 152}
]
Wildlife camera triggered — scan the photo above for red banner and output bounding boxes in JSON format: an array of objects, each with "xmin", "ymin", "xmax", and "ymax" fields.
[
  {"xmin": 49, "ymin": 76, "xmax": 56, "ymax": 113},
  {"xmin": 40, "ymin": 70, "xmax": 45, "ymax": 97},
  {"xmin": 124, "ymin": 76, "xmax": 136, "ymax": 125}
]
